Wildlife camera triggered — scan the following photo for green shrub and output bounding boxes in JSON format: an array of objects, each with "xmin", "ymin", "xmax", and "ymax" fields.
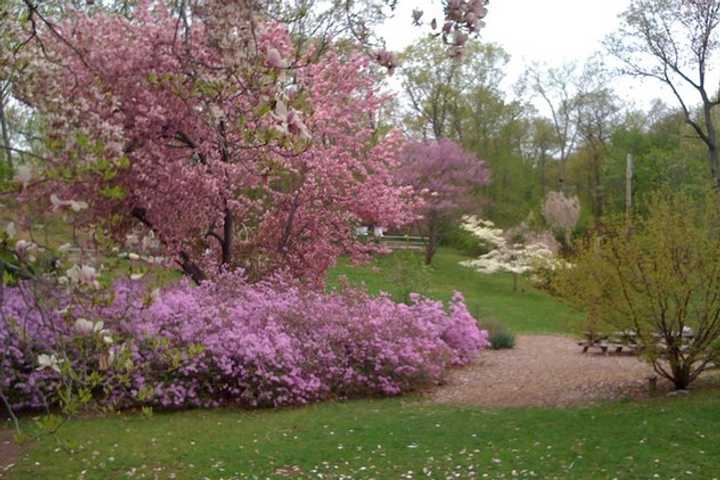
[
  {"xmin": 489, "ymin": 331, "xmax": 516, "ymax": 350},
  {"xmin": 554, "ymin": 189, "xmax": 720, "ymax": 390},
  {"xmin": 481, "ymin": 319, "xmax": 516, "ymax": 350},
  {"xmin": 441, "ymin": 223, "xmax": 491, "ymax": 257}
]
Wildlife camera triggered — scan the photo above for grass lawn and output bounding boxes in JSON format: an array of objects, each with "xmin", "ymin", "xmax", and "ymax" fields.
[
  {"xmin": 328, "ymin": 248, "xmax": 583, "ymax": 334},
  {"xmin": 6, "ymin": 391, "xmax": 720, "ymax": 479}
]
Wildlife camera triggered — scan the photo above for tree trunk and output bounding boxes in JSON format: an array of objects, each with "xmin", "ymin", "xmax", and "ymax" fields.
[
  {"xmin": 0, "ymin": 93, "xmax": 11, "ymax": 171},
  {"xmin": 709, "ymin": 145, "xmax": 720, "ymax": 192},
  {"xmin": 222, "ymin": 207, "xmax": 233, "ymax": 266},
  {"xmin": 132, "ymin": 206, "xmax": 207, "ymax": 284},
  {"xmin": 425, "ymin": 216, "xmax": 438, "ymax": 265},
  {"xmin": 669, "ymin": 357, "xmax": 691, "ymax": 390},
  {"xmin": 539, "ymin": 151, "xmax": 547, "ymax": 198}
]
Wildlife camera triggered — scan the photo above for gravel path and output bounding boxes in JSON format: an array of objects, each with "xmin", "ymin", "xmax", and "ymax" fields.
[{"xmin": 430, "ymin": 335, "xmax": 662, "ymax": 407}]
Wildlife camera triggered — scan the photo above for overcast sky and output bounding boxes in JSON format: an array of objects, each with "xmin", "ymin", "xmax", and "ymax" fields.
[{"xmin": 378, "ymin": 0, "xmax": 682, "ymax": 113}]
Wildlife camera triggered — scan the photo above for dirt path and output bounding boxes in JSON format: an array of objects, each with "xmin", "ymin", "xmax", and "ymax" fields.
[{"xmin": 430, "ymin": 335, "xmax": 664, "ymax": 407}]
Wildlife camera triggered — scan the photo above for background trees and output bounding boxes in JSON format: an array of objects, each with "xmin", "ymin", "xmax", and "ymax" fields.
[{"xmin": 607, "ymin": 0, "xmax": 720, "ymax": 189}]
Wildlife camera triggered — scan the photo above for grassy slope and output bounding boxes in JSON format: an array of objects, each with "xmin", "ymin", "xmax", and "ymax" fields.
[
  {"xmin": 7, "ymin": 392, "xmax": 720, "ymax": 479},
  {"xmin": 9, "ymin": 247, "xmax": 719, "ymax": 479},
  {"xmin": 328, "ymin": 248, "xmax": 583, "ymax": 334}
]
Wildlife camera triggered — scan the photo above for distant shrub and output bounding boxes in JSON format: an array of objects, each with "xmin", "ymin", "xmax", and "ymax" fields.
[
  {"xmin": 489, "ymin": 331, "xmax": 516, "ymax": 350},
  {"xmin": 482, "ymin": 319, "xmax": 516, "ymax": 350}
]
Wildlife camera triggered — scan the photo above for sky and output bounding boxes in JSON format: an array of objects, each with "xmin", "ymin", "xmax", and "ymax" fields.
[{"xmin": 378, "ymin": 0, "xmax": 683, "ymax": 113}]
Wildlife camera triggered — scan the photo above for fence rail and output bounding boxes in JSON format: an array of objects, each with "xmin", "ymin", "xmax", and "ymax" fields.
[{"xmin": 378, "ymin": 235, "xmax": 428, "ymax": 251}]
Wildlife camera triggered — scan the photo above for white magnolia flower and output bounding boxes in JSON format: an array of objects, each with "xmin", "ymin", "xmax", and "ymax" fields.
[
  {"xmin": 125, "ymin": 234, "xmax": 139, "ymax": 246},
  {"xmin": 74, "ymin": 318, "xmax": 95, "ymax": 335},
  {"xmin": 49, "ymin": 195, "xmax": 88, "ymax": 212},
  {"xmin": 15, "ymin": 164, "xmax": 33, "ymax": 188},
  {"xmin": 128, "ymin": 253, "xmax": 140, "ymax": 261},
  {"xmin": 66, "ymin": 264, "xmax": 98, "ymax": 287},
  {"xmin": 68, "ymin": 200, "xmax": 89, "ymax": 212},
  {"xmin": 141, "ymin": 232, "xmax": 159, "ymax": 251},
  {"xmin": 5, "ymin": 222, "xmax": 16, "ymax": 239},
  {"xmin": 81, "ymin": 265, "xmax": 98, "ymax": 284},
  {"xmin": 15, "ymin": 239, "xmax": 38, "ymax": 258},
  {"xmin": 103, "ymin": 335, "xmax": 114, "ymax": 345},
  {"xmin": 50, "ymin": 194, "xmax": 65, "ymax": 211},
  {"xmin": 37, "ymin": 353, "xmax": 61, "ymax": 373},
  {"xmin": 130, "ymin": 273, "xmax": 144, "ymax": 281},
  {"xmin": 93, "ymin": 321, "xmax": 105, "ymax": 333}
]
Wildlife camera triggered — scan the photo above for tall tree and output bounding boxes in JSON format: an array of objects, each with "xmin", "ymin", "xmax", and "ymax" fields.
[
  {"xmin": 400, "ymin": 39, "xmax": 510, "ymax": 140},
  {"xmin": 526, "ymin": 63, "xmax": 580, "ymax": 182},
  {"xmin": 607, "ymin": 0, "xmax": 720, "ymax": 189},
  {"xmin": 573, "ymin": 61, "xmax": 621, "ymax": 220}
]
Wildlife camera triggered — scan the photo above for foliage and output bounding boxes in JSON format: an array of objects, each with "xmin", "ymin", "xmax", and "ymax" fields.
[
  {"xmin": 554, "ymin": 190, "xmax": 720, "ymax": 389},
  {"xmin": 607, "ymin": 0, "xmax": 720, "ymax": 189}
]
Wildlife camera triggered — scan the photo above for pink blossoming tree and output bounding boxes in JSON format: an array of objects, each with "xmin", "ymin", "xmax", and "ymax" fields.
[
  {"xmin": 397, "ymin": 139, "xmax": 489, "ymax": 264},
  {"xmin": 9, "ymin": 1, "xmax": 416, "ymax": 283}
]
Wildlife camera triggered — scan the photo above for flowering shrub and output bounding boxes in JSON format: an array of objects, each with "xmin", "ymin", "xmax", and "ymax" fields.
[
  {"xmin": 542, "ymin": 191, "xmax": 581, "ymax": 246},
  {"xmin": 1, "ymin": 275, "xmax": 487, "ymax": 411},
  {"xmin": 459, "ymin": 215, "xmax": 567, "ymax": 291}
]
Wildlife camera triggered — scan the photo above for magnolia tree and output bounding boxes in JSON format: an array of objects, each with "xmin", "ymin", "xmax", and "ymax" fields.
[
  {"xmin": 6, "ymin": 1, "xmax": 416, "ymax": 283},
  {"xmin": 397, "ymin": 139, "xmax": 489, "ymax": 264},
  {"xmin": 460, "ymin": 215, "xmax": 560, "ymax": 291},
  {"xmin": 542, "ymin": 191, "xmax": 580, "ymax": 246}
]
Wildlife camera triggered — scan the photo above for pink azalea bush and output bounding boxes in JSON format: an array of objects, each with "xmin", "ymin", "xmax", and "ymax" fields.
[{"xmin": 1, "ymin": 276, "xmax": 487, "ymax": 410}]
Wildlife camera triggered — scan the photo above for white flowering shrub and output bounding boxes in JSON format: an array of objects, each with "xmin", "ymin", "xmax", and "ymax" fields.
[{"xmin": 459, "ymin": 215, "xmax": 567, "ymax": 290}]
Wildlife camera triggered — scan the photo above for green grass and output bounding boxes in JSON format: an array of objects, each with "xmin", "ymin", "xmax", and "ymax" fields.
[
  {"xmin": 7, "ymin": 391, "xmax": 720, "ymax": 479},
  {"xmin": 327, "ymin": 248, "xmax": 583, "ymax": 334}
]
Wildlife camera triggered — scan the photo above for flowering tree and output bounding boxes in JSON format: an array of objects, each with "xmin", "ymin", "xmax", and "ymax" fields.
[
  {"xmin": 6, "ymin": 1, "xmax": 415, "ymax": 283},
  {"xmin": 397, "ymin": 139, "xmax": 489, "ymax": 264},
  {"xmin": 542, "ymin": 191, "xmax": 581, "ymax": 246},
  {"xmin": 460, "ymin": 216, "xmax": 559, "ymax": 291}
]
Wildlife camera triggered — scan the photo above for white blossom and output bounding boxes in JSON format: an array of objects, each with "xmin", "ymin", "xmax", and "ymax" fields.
[
  {"xmin": 37, "ymin": 353, "xmax": 61, "ymax": 373},
  {"xmin": 14, "ymin": 164, "xmax": 33, "ymax": 188},
  {"xmin": 5, "ymin": 222, "xmax": 16, "ymax": 238},
  {"xmin": 74, "ymin": 318, "xmax": 95, "ymax": 335}
]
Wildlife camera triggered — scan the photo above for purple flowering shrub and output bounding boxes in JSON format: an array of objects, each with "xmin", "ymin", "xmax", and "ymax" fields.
[{"xmin": 1, "ymin": 274, "xmax": 488, "ymax": 410}]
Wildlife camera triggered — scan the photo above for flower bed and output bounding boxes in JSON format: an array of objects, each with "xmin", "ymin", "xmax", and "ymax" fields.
[{"xmin": 1, "ymin": 276, "xmax": 487, "ymax": 410}]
